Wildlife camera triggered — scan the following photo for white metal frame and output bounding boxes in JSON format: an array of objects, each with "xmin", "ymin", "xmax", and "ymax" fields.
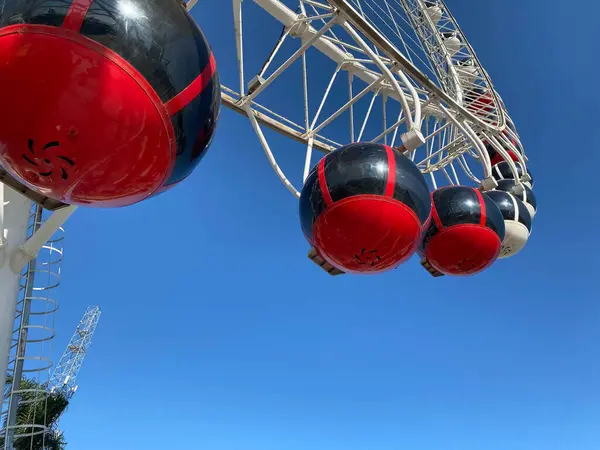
[
  {"xmin": 0, "ymin": 186, "xmax": 75, "ymax": 394},
  {"xmin": 49, "ymin": 305, "xmax": 102, "ymax": 400},
  {"xmin": 2, "ymin": 204, "xmax": 67, "ymax": 450},
  {"xmin": 198, "ymin": 0, "xmax": 531, "ymax": 197}
]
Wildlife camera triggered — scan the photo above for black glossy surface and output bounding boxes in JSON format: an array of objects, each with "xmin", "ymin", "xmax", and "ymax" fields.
[
  {"xmin": 485, "ymin": 190, "xmax": 532, "ymax": 232},
  {"xmin": 485, "ymin": 143, "xmax": 499, "ymax": 160},
  {"xmin": 481, "ymin": 192, "xmax": 507, "ymax": 239},
  {"xmin": 299, "ymin": 143, "xmax": 432, "ymax": 241},
  {"xmin": 323, "ymin": 143, "xmax": 387, "ymax": 201},
  {"xmin": 492, "ymin": 161, "xmax": 534, "ymax": 186},
  {"xmin": 422, "ymin": 186, "xmax": 505, "ymax": 246},
  {"xmin": 0, "ymin": 0, "xmax": 70, "ymax": 27},
  {"xmin": 81, "ymin": 0, "xmax": 209, "ymax": 102},
  {"xmin": 323, "ymin": 143, "xmax": 430, "ymax": 223},
  {"xmin": 495, "ymin": 179, "xmax": 537, "ymax": 212},
  {"xmin": 299, "ymin": 165, "xmax": 325, "ymax": 241},
  {"xmin": 391, "ymin": 149, "xmax": 431, "ymax": 224},
  {"xmin": 165, "ymin": 75, "xmax": 220, "ymax": 185},
  {"xmin": 433, "ymin": 186, "xmax": 482, "ymax": 227}
]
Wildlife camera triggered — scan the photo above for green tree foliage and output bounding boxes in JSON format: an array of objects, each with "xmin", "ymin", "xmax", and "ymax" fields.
[{"xmin": 1, "ymin": 377, "xmax": 69, "ymax": 450}]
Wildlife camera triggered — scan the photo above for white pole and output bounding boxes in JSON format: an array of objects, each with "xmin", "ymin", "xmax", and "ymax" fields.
[{"xmin": 0, "ymin": 184, "xmax": 32, "ymax": 392}]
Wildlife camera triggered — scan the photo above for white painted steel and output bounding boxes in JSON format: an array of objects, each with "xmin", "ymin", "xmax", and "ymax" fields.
[
  {"xmin": 199, "ymin": 0, "xmax": 531, "ymax": 196},
  {"xmin": 0, "ymin": 185, "xmax": 33, "ymax": 394},
  {"xmin": 0, "ymin": 190, "xmax": 74, "ymax": 397},
  {"xmin": 2, "ymin": 205, "xmax": 67, "ymax": 450},
  {"xmin": 49, "ymin": 306, "xmax": 102, "ymax": 400}
]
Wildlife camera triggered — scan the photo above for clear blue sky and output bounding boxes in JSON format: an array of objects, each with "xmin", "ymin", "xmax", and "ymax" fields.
[{"xmin": 54, "ymin": 1, "xmax": 599, "ymax": 449}]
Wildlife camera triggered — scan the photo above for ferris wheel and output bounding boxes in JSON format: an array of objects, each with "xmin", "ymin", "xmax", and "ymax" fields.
[
  {"xmin": 0, "ymin": 0, "xmax": 536, "ymax": 420},
  {"xmin": 208, "ymin": 0, "xmax": 536, "ymax": 275}
]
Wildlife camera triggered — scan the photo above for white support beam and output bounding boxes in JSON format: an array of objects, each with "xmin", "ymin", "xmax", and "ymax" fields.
[
  {"xmin": 252, "ymin": 0, "xmax": 410, "ymax": 105},
  {"xmin": 10, "ymin": 205, "xmax": 77, "ymax": 274},
  {"xmin": 0, "ymin": 184, "xmax": 32, "ymax": 393}
]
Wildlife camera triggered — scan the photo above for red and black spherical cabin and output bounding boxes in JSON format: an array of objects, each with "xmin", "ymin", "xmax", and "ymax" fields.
[
  {"xmin": 485, "ymin": 190, "xmax": 532, "ymax": 259},
  {"xmin": 299, "ymin": 143, "xmax": 431, "ymax": 274},
  {"xmin": 485, "ymin": 142, "xmax": 519, "ymax": 166},
  {"xmin": 420, "ymin": 186, "xmax": 505, "ymax": 276},
  {"xmin": 491, "ymin": 161, "xmax": 533, "ymax": 189},
  {"xmin": 0, "ymin": 0, "xmax": 220, "ymax": 207},
  {"xmin": 495, "ymin": 179, "xmax": 537, "ymax": 219}
]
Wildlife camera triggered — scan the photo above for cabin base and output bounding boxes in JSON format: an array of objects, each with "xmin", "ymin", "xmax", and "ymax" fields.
[
  {"xmin": 307, "ymin": 248, "xmax": 345, "ymax": 276},
  {"xmin": 420, "ymin": 257, "xmax": 445, "ymax": 278}
]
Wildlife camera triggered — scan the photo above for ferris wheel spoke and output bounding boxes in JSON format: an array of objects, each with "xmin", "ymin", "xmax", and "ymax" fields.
[{"xmin": 220, "ymin": 0, "xmax": 531, "ymax": 201}]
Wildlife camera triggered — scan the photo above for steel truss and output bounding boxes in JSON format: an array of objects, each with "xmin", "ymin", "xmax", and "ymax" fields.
[{"xmin": 206, "ymin": 0, "xmax": 531, "ymax": 196}]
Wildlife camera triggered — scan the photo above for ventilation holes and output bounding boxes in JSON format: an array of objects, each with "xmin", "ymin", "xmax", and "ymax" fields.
[
  {"xmin": 21, "ymin": 139, "xmax": 75, "ymax": 180},
  {"xmin": 354, "ymin": 248, "xmax": 382, "ymax": 267}
]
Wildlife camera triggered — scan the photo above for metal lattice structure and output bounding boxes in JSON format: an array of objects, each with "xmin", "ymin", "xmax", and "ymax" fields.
[
  {"xmin": 1, "ymin": 302, "xmax": 100, "ymax": 450},
  {"xmin": 1, "ymin": 204, "xmax": 64, "ymax": 450},
  {"xmin": 211, "ymin": 0, "xmax": 530, "ymax": 197},
  {"xmin": 49, "ymin": 306, "xmax": 101, "ymax": 400}
]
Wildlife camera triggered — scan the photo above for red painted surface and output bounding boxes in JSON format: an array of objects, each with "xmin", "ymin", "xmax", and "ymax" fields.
[
  {"xmin": 164, "ymin": 53, "xmax": 217, "ymax": 116},
  {"xmin": 424, "ymin": 224, "xmax": 501, "ymax": 276},
  {"xmin": 0, "ymin": 25, "xmax": 176, "ymax": 207},
  {"xmin": 473, "ymin": 188, "xmax": 486, "ymax": 226},
  {"xmin": 383, "ymin": 145, "xmax": 396, "ymax": 198},
  {"xmin": 317, "ymin": 157, "xmax": 333, "ymax": 207},
  {"xmin": 468, "ymin": 92, "xmax": 494, "ymax": 115},
  {"xmin": 429, "ymin": 191, "xmax": 443, "ymax": 230},
  {"xmin": 312, "ymin": 195, "xmax": 421, "ymax": 274},
  {"xmin": 490, "ymin": 149, "xmax": 519, "ymax": 166},
  {"xmin": 62, "ymin": 0, "xmax": 94, "ymax": 31}
]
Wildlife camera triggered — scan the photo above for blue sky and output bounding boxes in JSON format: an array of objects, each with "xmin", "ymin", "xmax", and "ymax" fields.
[{"xmin": 52, "ymin": 1, "xmax": 600, "ymax": 449}]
